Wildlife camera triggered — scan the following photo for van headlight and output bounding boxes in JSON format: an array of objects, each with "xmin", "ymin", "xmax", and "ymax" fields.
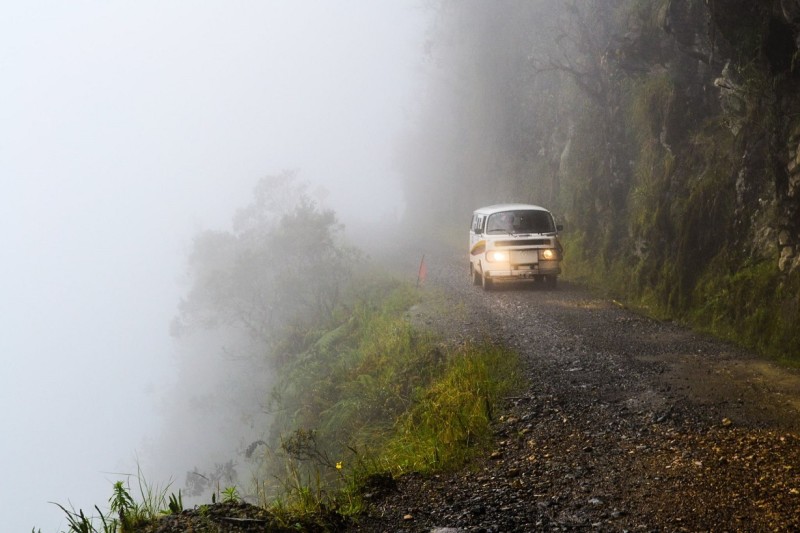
[
  {"xmin": 486, "ymin": 250, "xmax": 509, "ymax": 262},
  {"xmin": 539, "ymin": 249, "xmax": 557, "ymax": 260}
]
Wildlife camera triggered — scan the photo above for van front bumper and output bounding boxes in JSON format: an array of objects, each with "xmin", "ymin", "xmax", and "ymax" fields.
[{"xmin": 485, "ymin": 263, "xmax": 561, "ymax": 280}]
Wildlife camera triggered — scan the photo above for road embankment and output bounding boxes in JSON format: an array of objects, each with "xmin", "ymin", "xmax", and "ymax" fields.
[{"xmin": 351, "ymin": 249, "xmax": 800, "ymax": 532}]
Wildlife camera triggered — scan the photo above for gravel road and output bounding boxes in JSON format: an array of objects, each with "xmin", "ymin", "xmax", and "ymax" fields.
[{"xmin": 349, "ymin": 248, "xmax": 800, "ymax": 532}]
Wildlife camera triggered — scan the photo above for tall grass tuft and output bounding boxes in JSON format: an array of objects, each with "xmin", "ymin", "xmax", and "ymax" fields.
[
  {"xmin": 382, "ymin": 342, "xmax": 522, "ymax": 472},
  {"xmin": 49, "ymin": 466, "xmax": 183, "ymax": 533}
]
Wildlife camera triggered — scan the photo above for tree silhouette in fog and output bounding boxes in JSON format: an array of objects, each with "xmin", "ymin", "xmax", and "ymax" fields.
[{"xmin": 172, "ymin": 171, "xmax": 357, "ymax": 354}]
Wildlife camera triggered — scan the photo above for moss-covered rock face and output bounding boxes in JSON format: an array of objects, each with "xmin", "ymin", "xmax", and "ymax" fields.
[
  {"xmin": 566, "ymin": 0, "xmax": 800, "ymax": 359},
  {"xmin": 571, "ymin": 0, "xmax": 800, "ymax": 360},
  {"xmin": 780, "ymin": 125, "xmax": 800, "ymax": 274}
]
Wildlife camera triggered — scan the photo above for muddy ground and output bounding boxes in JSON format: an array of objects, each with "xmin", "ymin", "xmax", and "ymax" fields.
[{"xmin": 348, "ymin": 250, "xmax": 800, "ymax": 532}]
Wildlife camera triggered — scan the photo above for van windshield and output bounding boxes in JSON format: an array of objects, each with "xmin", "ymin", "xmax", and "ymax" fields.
[{"xmin": 486, "ymin": 210, "xmax": 555, "ymax": 234}]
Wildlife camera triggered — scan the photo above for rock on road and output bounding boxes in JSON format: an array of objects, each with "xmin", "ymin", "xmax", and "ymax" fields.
[{"xmin": 350, "ymin": 247, "xmax": 800, "ymax": 532}]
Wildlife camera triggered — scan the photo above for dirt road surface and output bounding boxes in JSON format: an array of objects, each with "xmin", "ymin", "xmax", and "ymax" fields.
[{"xmin": 350, "ymin": 249, "xmax": 800, "ymax": 532}]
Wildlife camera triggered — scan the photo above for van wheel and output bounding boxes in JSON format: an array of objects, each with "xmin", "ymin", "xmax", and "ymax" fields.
[
  {"xmin": 471, "ymin": 264, "xmax": 481, "ymax": 286},
  {"xmin": 545, "ymin": 275, "xmax": 558, "ymax": 289},
  {"xmin": 481, "ymin": 271, "xmax": 494, "ymax": 291}
]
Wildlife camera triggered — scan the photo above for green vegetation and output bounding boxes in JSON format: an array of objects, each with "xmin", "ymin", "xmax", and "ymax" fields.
[
  {"xmin": 50, "ymin": 276, "xmax": 521, "ymax": 531},
  {"xmin": 50, "ymin": 470, "xmax": 183, "ymax": 533},
  {"xmin": 562, "ymin": 99, "xmax": 800, "ymax": 361},
  {"xmin": 254, "ymin": 279, "xmax": 522, "ymax": 520},
  {"xmin": 691, "ymin": 258, "xmax": 800, "ymax": 364},
  {"xmin": 220, "ymin": 486, "xmax": 240, "ymax": 504},
  {"xmin": 381, "ymin": 342, "xmax": 520, "ymax": 472},
  {"xmin": 560, "ymin": 58, "xmax": 800, "ymax": 360}
]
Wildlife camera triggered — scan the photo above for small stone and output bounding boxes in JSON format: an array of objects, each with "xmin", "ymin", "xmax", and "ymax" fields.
[
  {"xmin": 403, "ymin": 514, "xmax": 414, "ymax": 521},
  {"xmin": 722, "ymin": 417, "xmax": 733, "ymax": 427},
  {"xmin": 472, "ymin": 504, "xmax": 486, "ymax": 515},
  {"xmin": 789, "ymin": 173, "xmax": 800, "ymax": 195}
]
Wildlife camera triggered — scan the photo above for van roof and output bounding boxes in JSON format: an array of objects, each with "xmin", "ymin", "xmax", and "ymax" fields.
[{"xmin": 473, "ymin": 203, "xmax": 550, "ymax": 215}]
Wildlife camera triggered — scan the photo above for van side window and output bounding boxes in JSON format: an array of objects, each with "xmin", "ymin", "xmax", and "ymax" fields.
[{"xmin": 472, "ymin": 215, "xmax": 485, "ymax": 232}]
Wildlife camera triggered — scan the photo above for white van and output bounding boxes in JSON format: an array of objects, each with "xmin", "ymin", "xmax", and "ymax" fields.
[{"xmin": 469, "ymin": 203, "xmax": 562, "ymax": 290}]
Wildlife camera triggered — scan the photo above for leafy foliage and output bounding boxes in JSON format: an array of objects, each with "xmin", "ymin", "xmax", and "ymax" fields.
[
  {"xmin": 50, "ymin": 503, "xmax": 114, "ymax": 533},
  {"xmin": 51, "ymin": 470, "xmax": 183, "ymax": 533},
  {"xmin": 163, "ymin": 171, "xmax": 360, "ymax": 503},
  {"xmin": 109, "ymin": 481, "xmax": 136, "ymax": 530},
  {"xmin": 172, "ymin": 171, "xmax": 358, "ymax": 348},
  {"xmin": 221, "ymin": 486, "xmax": 241, "ymax": 503},
  {"xmin": 251, "ymin": 280, "xmax": 522, "ymax": 516}
]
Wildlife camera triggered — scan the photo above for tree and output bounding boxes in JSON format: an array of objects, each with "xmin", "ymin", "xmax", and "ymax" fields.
[{"xmin": 172, "ymin": 171, "xmax": 357, "ymax": 354}]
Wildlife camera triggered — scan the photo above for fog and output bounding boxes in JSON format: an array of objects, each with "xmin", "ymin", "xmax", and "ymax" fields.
[{"xmin": 0, "ymin": 2, "xmax": 426, "ymax": 531}]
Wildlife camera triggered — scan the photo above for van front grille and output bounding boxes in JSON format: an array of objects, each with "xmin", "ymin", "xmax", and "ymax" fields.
[{"xmin": 495, "ymin": 239, "xmax": 550, "ymax": 247}]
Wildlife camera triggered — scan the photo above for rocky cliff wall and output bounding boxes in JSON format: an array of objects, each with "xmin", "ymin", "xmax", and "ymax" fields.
[
  {"xmin": 566, "ymin": 0, "xmax": 800, "ymax": 358},
  {"xmin": 403, "ymin": 0, "xmax": 800, "ymax": 359}
]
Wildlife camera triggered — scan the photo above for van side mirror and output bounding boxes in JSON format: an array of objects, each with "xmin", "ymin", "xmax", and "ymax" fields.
[
  {"xmin": 556, "ymin": 224, "xmax": 563, "ymax": 232},
  {"xmin": 474, "ymin": 227, "xmax": 483, "ymax": 235}
]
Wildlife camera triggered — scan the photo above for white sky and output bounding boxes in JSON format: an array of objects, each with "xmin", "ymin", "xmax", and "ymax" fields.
[{"xmin": 0, "ymin": 2, "xmax": 426, "ymax": 530}]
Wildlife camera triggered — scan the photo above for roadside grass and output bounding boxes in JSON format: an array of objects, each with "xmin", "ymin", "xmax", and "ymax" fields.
[
  {"xmin": 47, "ymin": 467, "xmax": 183, "ymax": 533},
  {"xmin": 380, "ymin": 341, "xmax": 521, "ymax": 473},
  {"xmin": 259, "ymin": 275, "xmax": 523, "ymax": 522},
  {"xmin": 690, "ymin": 258, "xmax": 800, "ymax": 366},
  {"xmin": 47, "ymin": 275, "xmax": 522, "ymax": 532}
]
